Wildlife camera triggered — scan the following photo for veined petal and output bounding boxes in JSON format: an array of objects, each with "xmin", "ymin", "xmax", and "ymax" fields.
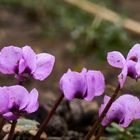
[
  {"xmin": 102, "ymin": 103, "xmax": 124, "ymax": 126},
  {"xmin": 33, "ymin": 53, "xmax": 55, "ymax": 80},
  {"xmin": 115, "ymin": 94, "xmax": 140, "ymax": 127},
  {"xmin": 107, "ymin": 51, "xmax": 126, "ymax": 68},
  {"xmin": 100, "ymin": 94, "xmax": 140, "ymax": 127}
]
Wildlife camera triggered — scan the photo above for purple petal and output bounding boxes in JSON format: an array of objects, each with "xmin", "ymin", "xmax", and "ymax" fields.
[
  {"xmin": 18, "ymin": 58, "xmax": 26, "ymax": 74},
  {"xmin": 0, "ymin": 87, "xmax": 9, "ymax": 114},
  {"xmin": 99, "ymin": 95, "xmax": 110, "ymax": 118},
  {"xmin": 121, "ymin": 94, "xmax": 140, "ymax": 119},
  {"xmin": 85, "ymin": 70, "xmax": 105, "ymax": 101},
  {"xmin": 33, "ymin": 53, "xmax": 55, "ymax": 80},
  {"xmin": 118, "ymin": 64, "xmax": 128, "ymax": 88},
  {"xmin": 118, "ymin": 60, "xmax": 138, "ymax": 88},
  {"xmin": 127, "ymin": 44, "xmax": 140, "ymax": 61},
  {"xmin": 25, "ymin": 88, "xmax": 39, "ymax": 113},
  {"xmin": 3, "ymin": 112, "xmax": 19, "ymax": 120},
  {"xmin": 100, "ymin": 94, "xmax": 140, "ymax": 127},
  {"xmin": 59, "ymin": 69, "xmax": 87, "ymax": 100},
  {"xmin": 116, "ymin": 94, "xmax": 140, "ymax": 127},
  {"xmin": 135, "ymin": 61, "xmax": 140, "ymax": 77},
  {"xmin": 6, "ymin": 85, "xmax": 29, "ymax": 110},
  {"xmin": 0, "ymin": 46, "xmax": 22, "ymax": 74},
  {"xmin": 107, "ymin": 51, "xmax": 126, "ymax": 68},
  {"xmin": 99, "ymin": 95, "xmax": 125, "ymax": 127},
  {"xmin": 99, "ymin": 95, "xmax": 111, "ymax": 126},
  {"xmin": 22, "ymin": 46, "xmax": 36, "ymax": 72},
  {"xmin": 127, "ymin": 60, "xmax": 138, "ymax": 79},
  {"xmin": 102, "ymin": 103, "xmax": 124, "ymax": 126}
]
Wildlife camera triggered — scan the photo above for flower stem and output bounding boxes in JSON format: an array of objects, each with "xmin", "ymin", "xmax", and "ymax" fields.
[
  {"xmin": 7, "ymin": 120, "xmax": 17, "ymax": 140},
  {"xmin": 0, "ymin": 117, "xmax": 6, "ymax": 133},
  {"xmin": 33, "ymin": 94, "xmax": 64, "ymax": 140},
  {"xmin": 95, "ymin": 125, "xmax": 106, "ymax": 140},
  {"xmin": 84, "ymin": 84, "xmax": 120, "ymax": 140}
]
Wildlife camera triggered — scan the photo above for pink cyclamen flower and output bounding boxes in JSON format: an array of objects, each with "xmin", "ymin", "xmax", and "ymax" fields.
[
  {"xmin": 107, "ymin": 44, "xmax": 140, "ymax": 88},
  {"xmin": 0, "ymin": 46, "xmax": 55, "ymax": 81},
  {"xmin": 59, "ymin": 68, "xmax": 105, "ymax": 101},
  {"xmin": 0, "ymin": 85, "xmax": 39, "ymax": 120},
  {"xmin": 99, "ymin": 94, "xmax": 140, "ymax": 127}
]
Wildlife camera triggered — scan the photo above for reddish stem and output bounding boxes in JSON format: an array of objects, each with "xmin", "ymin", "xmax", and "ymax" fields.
[
  {"xmin": 33, "ymin": 94, "xmax": 64, "ymax": 140},
  {"xmin": 0, "ymin": 117, "xmax": 6, "ymax": 133},
  {"xmin": 7, "ymin": 120, "xmax": 17, "ymax": 140},
  {"xmin": 84, "ymin": 84, "xmax": 120, "ymax": 140},
  {"xmin": 95, "ymin": 125, "xmax": 106, "ymax": 140}
]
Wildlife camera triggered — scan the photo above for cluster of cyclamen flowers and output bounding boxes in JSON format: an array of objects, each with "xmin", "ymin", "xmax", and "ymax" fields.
[
  {"xmin": 60, "ymin": 44, "xmax": 140, "ymax": 129},
  {"xmin": 0, "ymin": 46, "xmax": 55, "ymax": 121},
  {"xmin": 0, "ymin": 44, "xmax": 140, "ymax": 139}
]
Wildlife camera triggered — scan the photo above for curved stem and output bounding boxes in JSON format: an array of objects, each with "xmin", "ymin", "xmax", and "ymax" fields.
[
  {"xmin": 95, "ymin": 125, "xmax": 106, "ymax": 140},
  {"xmin": 84, "ymin": 84, "xmax": 120, "ymax": 140},
  {"xmin": 0, "ymin": 117, "xmax": 6, "ymax": 133},
  {"xmin": 7, "ymin": 120, "xmax": 17, "ymax": 140},
  {"xmin": 33, "ymin": 94, "xmax": 64, "ymax": 140}
]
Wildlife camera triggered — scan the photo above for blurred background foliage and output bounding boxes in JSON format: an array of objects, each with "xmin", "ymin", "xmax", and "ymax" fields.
[
  {"xmin": 103, "ymin": 121, "xmax": 140, "ymax": 140},
  {"xmin": 0, "ymin": 0, "xmax": 138, "ymax": 60}
]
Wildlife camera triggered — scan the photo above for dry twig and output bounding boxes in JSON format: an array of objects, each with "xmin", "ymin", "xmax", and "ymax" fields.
[{"xmin": 64, "ymin": 0, "xmax": 140, "ymax": 35}]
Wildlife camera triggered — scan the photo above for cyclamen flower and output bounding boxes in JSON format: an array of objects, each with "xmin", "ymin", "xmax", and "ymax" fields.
[
  {"xmin": 0, "ymin": 46, "xmax": 55, "ymax": 81},
  {"xmin": 107, "ymin": 44, "xmax": 140, "ymax": 88},
  {"xmin": 99, "ymin": 94, "xmax": 140, "ymax": 127},
  {"xmin": 59, "ymin": 68, "xmax": 105, "ymax": 101},
  {"xmin": 0, "ymin": 85, "xmax": 39, "ymax": 120}
]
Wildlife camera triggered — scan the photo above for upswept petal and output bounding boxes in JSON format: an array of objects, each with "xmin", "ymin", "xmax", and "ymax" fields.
[
  {"xmin": 127, "ymin": 60, "xmax": 138, "ymax": 79},
  {"xmin": 6, "ymin": 85, "xmax": 29, "ymax": 110},
  {"xmin": 25, "ymin": 88, "xmax": 39, "ymax": 113},
  {"xmin": 118, "ymin": 64, "xmax": 128, "ymax": 88},
  {"xmin": 18, "ymin": 58, "xmax": 26, "ymax": 74},
  {"xmin": 85, "ymin": 70, "xmax": 105, "ymax": 101},
  {"xmin": 127, "ymin": 44, "xmax": 140, "ymax": 61},
  {"xmin": 107, "ymin": 51, "xmax": 126, "ymax": 68},
  {"xmin": 99, "ymin": 95, "xmax": 110, "ymax": 115},
  {"xmin": 33, "ymin": 53, "xmax": 55, "ymax": 80},
  {"xmin": 22, "ymin": 46, "xmax": 36, "ymax": 72},
  {"xmin": 0, "ymin": 46, "xmax": 22, "ymax": 74},
  {"xmin": 99, "ymin": 95, "xmax": 111, "ymax": 126},
  {"xmin": 59, "ymin": 69, "xmax": 87, "ymax": 100},
  {"xmin": 135, "ymin": 60, "xmax": 140, "ymax": 77},
  {"xmin": 0, "ymin": 87, "xmax": 9, "ymax": 114}
]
